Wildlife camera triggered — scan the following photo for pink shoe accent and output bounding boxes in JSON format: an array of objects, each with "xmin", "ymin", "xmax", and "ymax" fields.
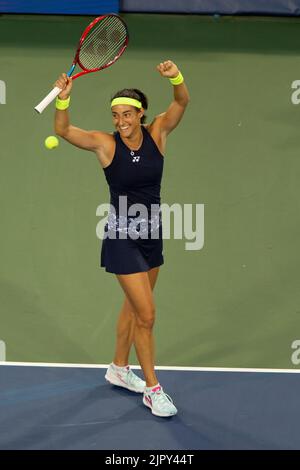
[
  {"xmin": 116, "ymin": 372, "xmax": 128, "ymax": 385},
  {"xmin": 145, "ymin": 396, "xmax": 152, "ymax": 407},
  {"xmin": 151, "ymin": 385, "xmax": 161, "ymax": 393}
]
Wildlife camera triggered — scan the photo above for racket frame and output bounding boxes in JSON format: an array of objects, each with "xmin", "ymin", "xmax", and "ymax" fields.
[
  {"xmin": 70, "ymin": 14, "xmax": 129, "ymax": 79},
  {"xmin": 34, "ymin": 14, "xmax": 129, "ymax": 113}
]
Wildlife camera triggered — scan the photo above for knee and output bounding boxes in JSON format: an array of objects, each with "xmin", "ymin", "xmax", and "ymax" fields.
[{"xmin": 136, "ymin": 306, "xmax": 156, "ymax": 330}]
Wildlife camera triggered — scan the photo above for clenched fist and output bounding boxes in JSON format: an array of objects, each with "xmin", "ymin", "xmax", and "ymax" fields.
[{"xmin": 156, "ymin": 60, "xmax": 179, "ymax": 79}]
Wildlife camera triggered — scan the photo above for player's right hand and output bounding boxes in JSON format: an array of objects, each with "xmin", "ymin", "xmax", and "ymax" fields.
[{"xmin": 54, "ymin": 73, "xmax": 73, "ymax": 99}]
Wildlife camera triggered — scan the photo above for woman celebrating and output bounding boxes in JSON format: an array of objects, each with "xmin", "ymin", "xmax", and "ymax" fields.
[{"xmin": 54, "ymin": 60, "xmax": 189, "ymax": 417}]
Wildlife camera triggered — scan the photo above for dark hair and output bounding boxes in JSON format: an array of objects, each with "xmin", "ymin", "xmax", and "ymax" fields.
[{"xmin": 111, "ymin": 88, "xmax": 148, "ymax": 124}]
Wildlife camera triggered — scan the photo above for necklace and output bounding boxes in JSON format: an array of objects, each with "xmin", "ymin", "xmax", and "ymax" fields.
[
  {"xmin": 129, "ymin": 137, "xmax": 142, "ymax": 155},
  {"xmin": 128, "ymin": 132, "xmax": 143, "ymax": 162},
  {"xmin": 122, "ymin": 130, "xmax": 143, "ymax": 156}
]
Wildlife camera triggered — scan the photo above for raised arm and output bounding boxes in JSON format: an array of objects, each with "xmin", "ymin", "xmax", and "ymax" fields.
[
  {"xmin": 54, "ymin": 73, "xmax": 111, "ymax": 157},
  {"xmin": 155, "ymin": 60, "xmax": 190, "ymax": 135}
]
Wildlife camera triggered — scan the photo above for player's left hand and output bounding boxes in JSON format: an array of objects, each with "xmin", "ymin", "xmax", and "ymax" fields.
[{"xmin": 156, "ymin": 60, "xmax": 179, "ymax": 78}]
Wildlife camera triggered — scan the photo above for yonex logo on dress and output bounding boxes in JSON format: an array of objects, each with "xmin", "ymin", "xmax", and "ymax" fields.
[
  {"xmin": 0, "ymin": 80, "xmax": 6, "ymax": 104},
  {"xmin": 132, "ymin": 156, "xmax": 140, "ymax": 162}
]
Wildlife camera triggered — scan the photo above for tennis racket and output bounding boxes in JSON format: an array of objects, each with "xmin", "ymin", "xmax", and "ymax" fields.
[{"xmin": 34, "ymin": 14, "xmax": 129, "ymax": 114}]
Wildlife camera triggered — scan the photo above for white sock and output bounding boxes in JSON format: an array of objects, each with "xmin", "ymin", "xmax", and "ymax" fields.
[
  {"xmin": 112, "ymin": 362, "xmax": 129, "ymax": 372},
  {"xmin": 145, "ymin": 383, "xmax": 160, "ymax": 392}
]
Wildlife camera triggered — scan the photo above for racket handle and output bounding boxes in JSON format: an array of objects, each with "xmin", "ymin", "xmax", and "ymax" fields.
[{"xmin": 34, "ymin": 86, "xmax": 62, "ymax": 114}]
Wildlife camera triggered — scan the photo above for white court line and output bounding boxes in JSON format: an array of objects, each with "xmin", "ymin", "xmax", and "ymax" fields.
[{"xmin": 0, "ymin": 361, "xmax": 300, "ymax": 374}]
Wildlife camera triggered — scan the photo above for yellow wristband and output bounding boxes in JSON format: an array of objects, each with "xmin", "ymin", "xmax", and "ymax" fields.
[
  {"xmin": 56, "ymin": 96, "xmax": 70, "ymax": 110},
  {"xmin": 169, "ymin": 72, "xmax": 184, "ymax": 86}
]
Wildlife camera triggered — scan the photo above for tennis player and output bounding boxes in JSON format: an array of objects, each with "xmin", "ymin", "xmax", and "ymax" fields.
[{"xmin": 54, "ymin": 60, "xmax": 190, "ymax": 417}]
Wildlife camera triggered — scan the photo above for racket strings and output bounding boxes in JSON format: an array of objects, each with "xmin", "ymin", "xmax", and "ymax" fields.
[
  {"xmin": 82, "ymin": 20, "xmax": 126, "ymax": 67},
  {"xmin": 80, "ymin": 29, "xmax": 125, "ymax": 69},
  {"xmin": 79, "ymin": 16, "xmax": 127, "ymax": 70},
  {"xmin": 82, "ymin": 15, "xmax": 120, "ymax": 49}
]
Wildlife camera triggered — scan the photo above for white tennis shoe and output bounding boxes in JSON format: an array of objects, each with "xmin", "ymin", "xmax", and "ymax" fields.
[
  {"xmin": 105, "ymin": 363, "xmax": 146, "ymax": 393},
  {"xmin": 143, "ymin": 385, "xmax": 177, "ymax": 417}
]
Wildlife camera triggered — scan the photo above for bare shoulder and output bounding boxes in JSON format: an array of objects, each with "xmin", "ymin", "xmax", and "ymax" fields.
[
  {"xmin": 146, "ymin": 114, "xmax": 167, "ymax": 137},
  {"xmin": 92, "ymin": 130, "xmax": 114, "ymax": 145},
  {"xmin": 145, "ymin": 115, "xmax": 167, "ymax": 156},
  {"xmin": 93, "ymin": 131, "xmax": 115, "ymax": 168},
  {"xmin": 147, "ymin": 113, "xmax": 166, "ymax": 132}
]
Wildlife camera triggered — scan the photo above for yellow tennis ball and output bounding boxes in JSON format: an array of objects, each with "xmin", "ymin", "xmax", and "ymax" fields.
[{"xmin": 45, "ymin": 136, "xmax": 59, "ymax": 150}]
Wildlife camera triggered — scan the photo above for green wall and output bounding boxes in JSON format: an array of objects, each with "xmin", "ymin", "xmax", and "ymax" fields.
[{"xmin": 1, "ymin": 14, "xmax": 300, "ymax": 367}]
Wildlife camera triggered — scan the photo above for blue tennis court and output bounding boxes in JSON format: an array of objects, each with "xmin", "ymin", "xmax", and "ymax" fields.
[
  {"xmin": 0, "ymin": 364, "xmax": 299, "ymax": 450},
  {"xmin": 2, "ymin": 0, "xmax": 300, "ymax": 457}
]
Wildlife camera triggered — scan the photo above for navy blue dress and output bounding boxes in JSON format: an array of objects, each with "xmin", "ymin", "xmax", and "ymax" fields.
[{"xmin": 100, "ymin": 125, "xmax": 164, "ymax": 274}]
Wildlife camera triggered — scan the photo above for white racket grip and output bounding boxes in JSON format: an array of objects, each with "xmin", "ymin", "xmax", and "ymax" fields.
[{"xmin": 34, "ymin": 86, "xmax": 62, "ymax": 114}]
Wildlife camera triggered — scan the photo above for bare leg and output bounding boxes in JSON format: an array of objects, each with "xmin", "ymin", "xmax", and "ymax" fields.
[
  {"xmin": 113, "ymin": 267, "xmax": 159, "ymax": 368},
  {"xmin": 115, "ymin": 267, "xmax": 160, "ymax": 388},
  {"xmin": 112, "ymin": 298, "xmax": 135, "ymax": 367}
]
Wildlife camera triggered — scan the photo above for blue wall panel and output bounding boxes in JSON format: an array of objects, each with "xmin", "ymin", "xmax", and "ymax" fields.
[
  {"xmin": 121, "ymin": 0, "xmax": 300, "ymax": 15},
  {"xmin": 0, "ymin": 1, "xmax": 119, "ymax": 14}
]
